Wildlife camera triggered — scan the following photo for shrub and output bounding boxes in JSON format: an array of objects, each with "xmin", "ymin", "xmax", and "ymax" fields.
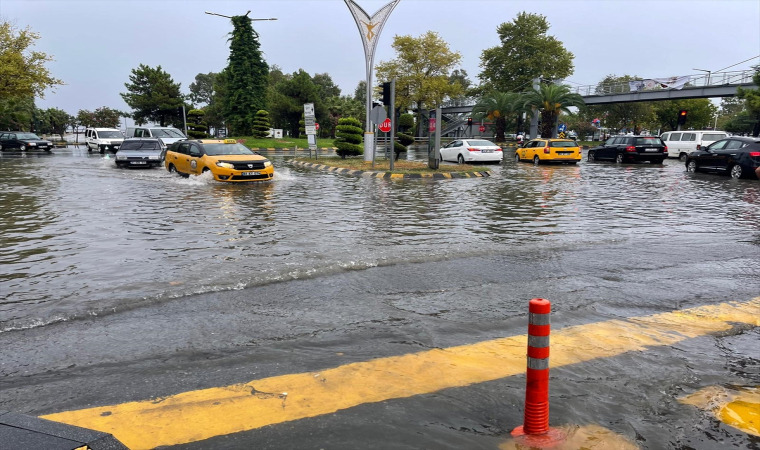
[
  {"xmin": 253, "ymin": 110, "xmax": 271, "ymax": 139},
  {"xmin": 399, "ymin": 113, "xmax": 414, "ymax": 132},
  {"xmin": 334, "ymin": 117, "xmax": 363, "ymax": 159},
  {"xmin": 187, "ymin": 109, "xmax": 208, "ymax": 139},
  {"xmin": 397, "ymin": 132, "xmax": 414, "ymax": 146}
]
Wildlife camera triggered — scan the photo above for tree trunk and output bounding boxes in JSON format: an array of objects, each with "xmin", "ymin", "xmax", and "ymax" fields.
[
  {"xmin": 495, "ymin": 118, "xmax": 506, "ymax": 142},
  {"xmin": 753, "ymin": 118, "xmax": 760, "ymax": 137}
]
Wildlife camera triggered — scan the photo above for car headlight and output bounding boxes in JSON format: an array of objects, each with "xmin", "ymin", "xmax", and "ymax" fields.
[
  {"xmin": 149, "ymin": 156, "xmax": 160, "ymax": 160},
  {"xmin": 216, "ymin": 162, "xmax": 235, "ymax": 169},
  {"xmin": 116, "ymin": 155, "xmax": 127, "ymax": 160},
  {"xmin": 263, "ymin": 160, "xmax": 272, "ymax": 167},
  {"xmin": 28, "ymin": 142, "xmax": 37, "ymax": 146}
]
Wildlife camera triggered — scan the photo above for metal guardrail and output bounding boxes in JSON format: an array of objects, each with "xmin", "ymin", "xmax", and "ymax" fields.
[{"xmin": 568, "ymin": 70, "xmax": 755, "ymax": 97}]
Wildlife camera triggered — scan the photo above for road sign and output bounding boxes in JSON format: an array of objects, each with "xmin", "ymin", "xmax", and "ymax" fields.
[
  {"xmin": 558, "ymin": 123, "xmax": 567, "ymax": 132},
  {"xmin": 315, "ymin": 123, "xmax": 320, "ymax": 131},
  {"xmin": 303, "ymin": 103, "xmax": 314, "ymax": 117},
  {"xmin": 379, "ymin": 118, "xmax": 391, "ymax": 133},
  {"xmin": 428, "ymin": 118, "xmax": 436, "ymax": 132},
  {"xmin": 479, "ymin": 125, "xmax": 486, "ymax": 132},
  {"xmin": 305, "ymin": 126, "xmax": 316, "ymax": 135},
  {"xmin": 370, "ymin": 105, "xmax": 387, "ymax": 125}
]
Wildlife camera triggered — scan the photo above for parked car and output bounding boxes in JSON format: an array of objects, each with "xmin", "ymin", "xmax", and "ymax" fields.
[
  {"xmin": 165, "ymin": 139, "xmax": 274, "ymax": 182},
  {"xmin": 85, "ymin": 128, "xmax": 124, "ymax": 154},
  {"xmin": 587, "ymin": 136, "xmax": 667, "ymax": 164},
  {"xmin": 515, "ymin": 138, "xmax": 582, "ymax": 164},
  {"xmin": 685, "ymin": 136, "xmax": 760, "ymax": 179},
  {"xmin": 126, "ymin": 127, "xmax": 187, "ymax": 149},
  {"xmin": 0, "ymin": 132, "xmax": 53, "ymax": 151},
  {"xmin": 439, "ymin": 139, "xmax": 503, "ymax": 164},
  {"xmin": 114, "ymin": 138, "xmax": 165, "ymax": 168},
  {"xmin": 661, "ymin": 130, "xmax": 728, "ymax": 161}
]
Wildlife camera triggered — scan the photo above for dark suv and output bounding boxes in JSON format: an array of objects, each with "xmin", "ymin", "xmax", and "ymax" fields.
[{"xmin": 588, "ymin": 136, "xmax": 667, "ymax": 164}]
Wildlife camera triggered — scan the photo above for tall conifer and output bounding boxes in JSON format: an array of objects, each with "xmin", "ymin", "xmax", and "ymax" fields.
[{"xmin": 224, "ymin": 16, "xmax": 268, "ymax": 136}]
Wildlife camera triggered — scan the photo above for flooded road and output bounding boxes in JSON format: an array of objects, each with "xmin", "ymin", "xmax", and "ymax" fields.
[{"xmin": 1, "ymin": 146, "xmax": 759, "ymax": 449}]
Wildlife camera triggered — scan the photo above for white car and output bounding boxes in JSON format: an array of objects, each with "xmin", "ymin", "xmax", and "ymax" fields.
[
  {"xmin": 85, "ymin": 128, "xmax": 124, "ymax": 154},
  {"xmin": 440, "ymin": 139, "xmax": 503, "ymax": 164}
]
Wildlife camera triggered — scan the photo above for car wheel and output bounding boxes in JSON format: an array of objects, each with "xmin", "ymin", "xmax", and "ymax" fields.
[
  {"xmin": 19, "ymin": 145, "xmax": 26, "ymax": 151},
  {"xmin": 588, "ymin": 151, "xmax": 595, "ymax": 162},
  {"xmin": 679, "ymin": 153, "xmax": 688, "ymax": 162},
  {"xmin": 686, "ymin": 160, "xmax": 698, "ymax": 172},
  {"xmin": 514, "ymin": 153, "xmax": 520, "ymax": 163},
  {"xmin": 99, "ymin": 148, "xmax": 104, "ymax": 155},
  {"xmin": 457, "ymin": 154, "xmax": 465, "ymax": 164},
  {"xmin": 730, "ymin": 164, "xmax": 743, "ymax": 179},
  {"xmin": 168, "ymin": 164, "xmax": 179, "ymax": 175},
  {"xmin": 533, "ymin": 155, "xmax": 540, "ymax": 165},
  {"xmin": 615, "ymin": 153, "xmax": 624, "ymax": 164}
]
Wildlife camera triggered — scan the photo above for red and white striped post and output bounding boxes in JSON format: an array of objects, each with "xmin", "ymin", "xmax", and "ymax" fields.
[{"xmin": 511, "ymin": 298, "xmax": 565, "ymax": 446}]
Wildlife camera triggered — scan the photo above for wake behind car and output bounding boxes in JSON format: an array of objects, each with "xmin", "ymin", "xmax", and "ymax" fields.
[
  {"xmin": 685, "ymin": 136, "xmax": 760, "ymax": 179},
  {"xmin": 439, "ymin": 139, "xmax": 502, "ymax": 164},
  {"xmin": 165, "ymin": 139, "xmax": 274, "ymax": 182},
  {"xmin": 114, "ymin": 138, "xmax": 164, "ymax": 168},
  {"xmin": 515, "ymin": 138, "xmax": 581, "ymax": 164},
  {"xmin": 0, "ymin": 132, "xmax": 53, "ymax": 151},
  {"xmin": 587, "ymin": 136, "xmax": 667, "ymax": 164}
]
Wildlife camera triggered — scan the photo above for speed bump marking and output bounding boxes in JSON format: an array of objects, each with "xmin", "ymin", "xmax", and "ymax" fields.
[
  {"xmin": 680, "ymin": 385, "xmax": 760, "ymax": 436},
  {"xmin": 42, "ymin": 298, "xmax": 760, "ymax": 449}
]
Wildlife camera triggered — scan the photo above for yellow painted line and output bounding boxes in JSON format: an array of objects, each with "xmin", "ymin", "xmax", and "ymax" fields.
[
  {"xmin": 474, "ymin": 172, "xmax": 483, "ymax": 177},
  {"xmin": 680, "ymin": 385, "xmax": 760, "ymax": 436},
  {"xmin": 266, "ymin": 147, "xmax": 275, "ymax": 150},
  {"xmin": 442, "ymin": 173, "xmax": 452, "ymax": 179},
  {"xmin": 42, "ymin": 299, "xmax": 760, "ymax": 449},
  {"xmin": 390, "ymin": 173, "xmax": 404, "ymax": 179}
]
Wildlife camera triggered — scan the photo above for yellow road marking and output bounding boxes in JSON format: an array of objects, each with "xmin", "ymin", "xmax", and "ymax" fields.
[
  {"xmin": 42, "ymin": 298, "xmax": 760, "ymax": 449},
  {"xmin": 680, "ymin": 385, "xmax": 760, "ymax": 436}
]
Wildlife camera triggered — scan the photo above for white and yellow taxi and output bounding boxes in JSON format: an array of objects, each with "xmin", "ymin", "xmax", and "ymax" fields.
[{"xmin": 165, "ymin": 139, "xmax": 274, "ymax": 182}]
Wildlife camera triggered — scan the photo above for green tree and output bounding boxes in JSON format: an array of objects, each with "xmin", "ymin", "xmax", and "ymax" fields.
[
  {"xmin": 121, "ymin": 64, "xmax": 184, "ymax": 126},
  {"xmin": 0, "ymin": 21, "xmax": 63, "ymax": 99},
  {"xmin": 188, "ymin": 72, "xmax": 217, "ymax": 106},
  {"xmin": 376, "ymin": 31, "xmax": 463, "ymax": 137},
  {"xmin": 186, "ymin": 109, "xmax": 208, "ymax": 139},
  {"xmin": 472, "ymin": 92, "xmax": 522, "ymax": 142},
  {"xmin": 722, "ymin": 111, "xmax": 756, "ymax": 134},
  {"xmin": 76, "ymin": 107, "xmax": 124, "ymax": 129},
  {"xmin": 223, "ymin": 15, "xmax": 269, "ymax": 136},
  {"xmin": 652, "ymin": 98, "xmax": 717, "ymax": 131},
  {"xmin": 270, "ymin": 69, "xmax": 322, "ymax": 137},
  {"xmin": 313, "ymin": 73, "xmax": 341, "ymax": 100},
  {"xmin": 522, "ymin": 83, "xmax": 585, "ymax": 138},
  {"xmin": 398, "ymin": 113, "xmax": 414, "ymax": 132},
  {"xmin": 584, "ymin": 75, "xmax": 657, "ymax": 134},
  {"xmin": 736, "ymin": 66, "xmax": 760, "ymax": 136},
  {"xmin": 447, "ymin": 69, "xmax": 474, "ymax": 106},
  {"xmin": 204, "ymin": 70, "xmax": 229, "ymax": 136},
  {"xmin": 0, "ymin": 96, "xmax": 34, "ymax": 131},
  {"xmin": 479, "ymin": 12, "xmax": 574, "ymax": 93},
  {"xmin": 253, "ymin": 110, "xmax": 271, "ymax": 138},
  {"xmin": 334, "ymin": 117, "xmax": 363, "ymax": 159},
  {"xmin": 353, "ymin": 80, "xmax": 366, "ymax": 105},
  {"xmin": 35, "ymin": 107, "xmax": 72, "ymax": 136},
  {"xmin": 325, "ymin": 95, "xmax": 364, "ymax": 138}
]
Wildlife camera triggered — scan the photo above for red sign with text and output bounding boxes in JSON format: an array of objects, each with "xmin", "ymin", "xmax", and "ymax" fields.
[
  {"xmin": 379, "ymin": 118, "xmax": 392, "ymax": 133},
  {"xmin": 479, "ymin": 125, "xmax": 486, "ymax": 132}
]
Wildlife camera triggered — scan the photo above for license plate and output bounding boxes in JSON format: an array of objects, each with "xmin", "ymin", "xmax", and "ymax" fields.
[
  {"xmin": 557, "ymin": 151, "xmax": 572, "ymax": 155},
  {"xmin": 130, "ymin": 161, "xmax": 147, "ymax": 165},
  {"xmin": 480, "ymin": 149, "xmax": 493, "ymax": 153},
  {"xmin": 644, "ymin": 148, "xmax": 659, "ymax": 152},
  {"xmin": 242, "ymin": 171, "xmax": 260, "ymax": 176}
]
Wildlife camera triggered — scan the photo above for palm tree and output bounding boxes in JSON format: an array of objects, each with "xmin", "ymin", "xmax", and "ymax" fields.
[
  {"xmin": 472, "ymin": 92, "xmax": 521, "ymax": 142},
  {"xmin": 522, "ymin": 84, "xmax": 585, "ymax": 138}
]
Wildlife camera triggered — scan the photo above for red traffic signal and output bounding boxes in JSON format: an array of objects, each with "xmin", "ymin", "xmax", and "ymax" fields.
[
  {"xmin": 677, "ymin": 109, "xmax": 688, "ymax": 126},
  {"xmin": 467, "ymin": 117, "xmax": 473, "ymax": 126},
  {"xmin": 679, "ymin": 110, "xmax": 687, "ymax": 116}
]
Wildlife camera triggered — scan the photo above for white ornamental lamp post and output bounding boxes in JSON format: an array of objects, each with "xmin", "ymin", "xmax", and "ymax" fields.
[{"xmin": 344, "ymin": 0, "xmax": 400, "ymax": 161}]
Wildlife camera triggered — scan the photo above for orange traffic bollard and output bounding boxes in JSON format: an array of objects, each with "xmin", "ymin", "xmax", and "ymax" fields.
[{"xmin": 511, "ymin": 298, "xmax": 565, "ymax": 447}]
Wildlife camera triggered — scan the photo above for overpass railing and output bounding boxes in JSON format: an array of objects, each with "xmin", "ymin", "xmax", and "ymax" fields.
[{"xmin": 569, "ymin": 70, "xmax": 755, "ymax": 97}]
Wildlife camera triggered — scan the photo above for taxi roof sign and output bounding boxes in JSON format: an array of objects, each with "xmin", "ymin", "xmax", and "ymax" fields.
[{"xmin": 224, "ymin": 139, "xmax": 238, "ymax": 144}]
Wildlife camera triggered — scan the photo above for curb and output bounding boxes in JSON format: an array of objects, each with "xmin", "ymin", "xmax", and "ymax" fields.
[
  {"xmin": 250, "ymin": 147, "xmax": 338, "ymax": 152},
  {"xmin": 293, "ymin": 161, "xmax": 493, "ymax": 179}
]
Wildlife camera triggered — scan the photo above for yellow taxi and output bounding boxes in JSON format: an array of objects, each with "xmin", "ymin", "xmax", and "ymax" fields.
[
  {"xmin": 514, "ymin": 138, "xmax": 582, "ymax": 165},
  {"xmin": 164, "ymin": 139, "xmax": 274, "ymax": 182}
]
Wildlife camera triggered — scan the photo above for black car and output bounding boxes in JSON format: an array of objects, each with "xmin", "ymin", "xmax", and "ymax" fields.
[
  {"xmin": 685, "ymin": 136, "xmax": 760, "ymax": 179},
  {"xmin": 0, "ymin": 132, "xmax": 53, "ymax": 152},
  {"xmin": 587, "ymin": 135, "xmax": 667, "ymax": 164}
]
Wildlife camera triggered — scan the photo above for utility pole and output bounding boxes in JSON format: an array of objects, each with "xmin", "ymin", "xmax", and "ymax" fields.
[{"xmin": 529, "ymin": 78, "xmax": 540, "ymax": 139}]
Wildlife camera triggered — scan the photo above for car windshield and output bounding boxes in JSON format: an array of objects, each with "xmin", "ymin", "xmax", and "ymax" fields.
[
  {"xmin": 702, "ymin": 134, "xmax": 725, "ymax": 141},
  {"xmin": 98, "ymin": 131, "xmax": 123, "ymax": 138},
  {"xmin": 466, "ymin": 140, "xmax": 496, "ymax": 147},
  {"xmin": 203, "ymin": 143, "xmax": 256, "ymax": 156},
  {"xmin": 120, "ymin": 141, "xmax": 160, "ymax": 150},
  {"xmin": 17, "ymin": 133, "xmax": 41, "ymax": 140},
  {"xmin": 549, "ymin": 141, "xmax": 577, "ymax": 147},
  {"xmin": 151, "ymin": 129, "xmax": 185, "ymax": 138},
  {"xmin": 634, "ymin": 137, "xmax": 662, "ymax": 145}
]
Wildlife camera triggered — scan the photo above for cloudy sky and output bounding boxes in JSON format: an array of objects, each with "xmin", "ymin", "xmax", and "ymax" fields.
[{"xmin": 3, "ymin": 0, "xmax": 759, "ymax": 119}]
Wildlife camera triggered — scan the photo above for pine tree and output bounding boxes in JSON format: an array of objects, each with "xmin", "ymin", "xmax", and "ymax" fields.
[
  {"xmin": 334, "ymin": 117, "xmax": 363, "ymax": 159},
  {"xmin": 223, "ymin": 15, "xmax": 268, "ymax": 136},
  {"xmin": 253, "ymin": 110, "xmax": 271, "ymax": 138}
]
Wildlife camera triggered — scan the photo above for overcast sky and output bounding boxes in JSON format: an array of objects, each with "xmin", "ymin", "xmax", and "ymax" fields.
[{"xmin": 3, "ymin": 0, "xmax": 759, "ymax": 122}]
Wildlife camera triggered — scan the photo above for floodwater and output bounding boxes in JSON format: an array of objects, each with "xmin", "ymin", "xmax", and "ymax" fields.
[{"xmin": 1, "ymin": 146, "xmax": 759, "ymax": 332}]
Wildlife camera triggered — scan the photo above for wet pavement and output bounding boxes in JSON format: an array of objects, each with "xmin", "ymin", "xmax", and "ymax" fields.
[{"xmin": 1, "ymin": 146, "xmax": 759, "ymax": 449}]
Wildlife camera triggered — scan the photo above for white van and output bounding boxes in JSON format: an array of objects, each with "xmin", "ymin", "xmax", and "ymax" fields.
[
  {"xmin": 126, "ymin": 127, "xmax": 187, "ymax": 148},
  {"xmin": 85, "ymin": 128, "xmax": 124, "ymax": 154},
  {"xmin": 661, "ymin": 130, "xmax": 728, "ymax": 161}
]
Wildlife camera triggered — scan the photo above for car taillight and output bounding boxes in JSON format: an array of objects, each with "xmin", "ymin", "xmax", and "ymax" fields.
[
  {"xmin": 626, "ymin": 146, "xmax": 636, "ymax": 152},
  {"xmin": 468, "ymin": 147, "xmax": 478, "ymax": 152},
  {"xmin": 749, "ymin": 152, "xmax": 760, "ymax": 157},
  {"xmin": 544, "ymin": 147, "xmax": 550, "ymax": 154},
  {"xmin": 664, "ymin": 146, "xmax": 668, "ymax": 152},
  {"xmin": 495, "ymin": 148, "xmax": 502, "ymax": 151}
]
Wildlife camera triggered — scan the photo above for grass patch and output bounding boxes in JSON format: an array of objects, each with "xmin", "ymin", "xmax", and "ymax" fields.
[
  {"xmin": 295, "ymin": 157, "xmax": 486, "ymax": 174},
  {"xmin": 236, "ymin": 136, "xmax": 334, "ymax": 149}
]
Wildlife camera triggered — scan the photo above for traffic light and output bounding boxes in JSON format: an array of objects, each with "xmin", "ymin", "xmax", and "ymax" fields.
[
  {"xmin": 677, "ymin": 110, "xmax": 688, "ymax": 126},
  {"xmin": 467, "ymin": 117, "xmax": 473, "ymax": 126},
  {"xmin": 381, "ymin": 82, "xmax": 392, "ymax": 105}
]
